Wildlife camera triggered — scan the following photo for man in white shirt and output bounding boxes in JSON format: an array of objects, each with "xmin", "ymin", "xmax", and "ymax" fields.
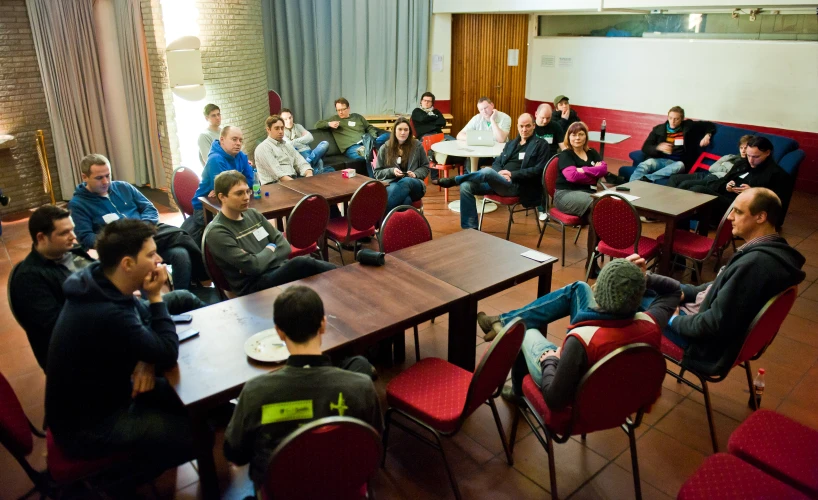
[
  {"xmin": 198, "ymin": 104, "xmax": 222, "ymax": 166},
  {"xmin": 453, "ymin": 96, "xmax": 512, "ymax": 170},
  {"xmin": 255, "ymin": 115, "xmax": 319, "ymax": 184}
]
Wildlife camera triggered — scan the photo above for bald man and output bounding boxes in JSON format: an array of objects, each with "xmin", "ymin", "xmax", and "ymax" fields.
[
  {"xmin": 439, "ymin": 114, "xmax": 550, "ymax": 229},
  {"xmin": 534, "ymin": 104, "xmax": 566, "ymax": 158},
  {"xmin": 182, "ymin": 126, "xmax": 255, "ymax": 246}
]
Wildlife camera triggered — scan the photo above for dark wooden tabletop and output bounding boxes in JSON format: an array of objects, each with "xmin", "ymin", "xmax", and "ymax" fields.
[
  {"xmin": 198, "ymin": 182, "xmax": 307, "ymax": 218},
  {"xmin": 282, "ymin": 170, "xmax": 373, "ymax": 202},
  {"xmin": 595, "ymin": 181, "xmax": 716, "ymax": 218},
  {"xmin": 390, "ymin": 229, "xmax": 559, "ymax": 299}
]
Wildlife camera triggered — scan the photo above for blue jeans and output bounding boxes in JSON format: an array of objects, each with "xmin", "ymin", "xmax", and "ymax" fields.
[
  {"xmin": 456, "ymin": 167, "xmax": 518, "ymax": 229},
  {"xmin": 161, "ymin": 246, "xmax": 192, "ymax": 290},
  {"xmin": 630, "ymin": 158, "xmax": 685, "ymax": 182},
  {"xmin": 345, "ymin": 133, "xmax": 390, "ymax": 176},
  {"xmin": 386, "ymin": 177, "xmax": 425, "ymax": 212},
  {"xmin": 299, "ymin": 141, "xmax": 329, "ymax": 168}
]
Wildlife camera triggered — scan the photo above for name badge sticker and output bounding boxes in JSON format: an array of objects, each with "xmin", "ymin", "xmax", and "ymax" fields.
[
  {"xmin": 544, "ymin": 135, "xmax": 553, "ymax": 144},
  {"xmin": 739, "ymin": 172, "xmax": 749, "ymax": 179},
  {"xmin": 674, "ymin": 139, "xmax": 684, "ymax": 146},
  {"xmin": 102, "ymin": 213, "xmax": 120, "ymax": 224},
  {"xmin": 518, "ymin": 152, "xmax": 525, "ymax": 160},
  {"xmin": 253, "ymin": 226, "xmax": 269, "ymax": 241},
  {"xmin": 348, "ymin": 121, "xmax": 356, "ymax": 127},
  {"xmin": 261, "ymin": 400, "xmax": 314, "ymax": 424}
]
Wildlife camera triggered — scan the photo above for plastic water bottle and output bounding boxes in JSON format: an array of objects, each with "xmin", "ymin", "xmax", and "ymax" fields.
[
  {"xmin": 600, "ymin": 119, "xmax": 607, "ymax": 141},
  {"xmin": 749, "ymin": 368, "xmax": 765, "ymax": 408},
  {"xmin": 252, "ymin": 168, "xmax": 261, "ymax": 199}
]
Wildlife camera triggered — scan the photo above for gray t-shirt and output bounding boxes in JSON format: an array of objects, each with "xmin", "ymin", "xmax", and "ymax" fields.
[{"xmin": 198, "ymin": 129, "xmax": 221, "ymax": 166}]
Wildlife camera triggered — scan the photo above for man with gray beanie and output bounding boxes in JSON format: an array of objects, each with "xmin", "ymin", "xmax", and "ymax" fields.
[{"xmin": 478, "ymin": 254, "xmax": 681, "ymax": 409}]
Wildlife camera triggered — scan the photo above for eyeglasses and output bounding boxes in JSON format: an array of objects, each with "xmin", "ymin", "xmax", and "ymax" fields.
[{"xmin": 336, "ymin": 107, "xmax": 349, "ymax": 112}]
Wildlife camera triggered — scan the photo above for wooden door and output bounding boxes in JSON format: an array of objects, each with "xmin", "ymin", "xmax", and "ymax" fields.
[{"xmin": 451, "ymin": 14, "xmax": 529, "ymax": 138}]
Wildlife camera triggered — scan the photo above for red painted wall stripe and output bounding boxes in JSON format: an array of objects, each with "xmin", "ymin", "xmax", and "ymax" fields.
[{"xmin": 525, "ymin": 99, "xmax": 817, "ymax": 194}]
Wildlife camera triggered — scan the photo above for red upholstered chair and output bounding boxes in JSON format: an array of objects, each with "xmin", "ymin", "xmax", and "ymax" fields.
[
  {"xmin": 201, "ymin": 226, "xmax": 236, "ymax": 300},
  {"xmin": 478, "ymin": 190, "xmax": 529, "ymax": 241},
  {"xmin": 727, "ymin": 410, "xmax": 818, "ymax": 497},
  {"xmin": 538, "ymin": 155, "xmax": 588, "ymax": 265},
  {"xmin": 678, "ymin": 453, "xmax": 810, "ymax": 500},
  {"xmin": 656, "ymin": 201, "xmax": 735, "ymax": 284},
  {"xmin": 284, "ymin": 194, "xmax": 330, "ymax": 260},
  {"xmin": 663, "ymin": 286, "xmax": 798, "ymax": 452},
  {"xmin": 586, "ymin": 193, "xmax": 660, "ymax": 281},
  {"xmin": 382, "ymin": 318, "xmax": 526, "ymax": 499},
  {"xmin": 0, "ymin": 370, "xmax": 129, "ymax": 498},
  {"xmin": 326, "ymin": 180, "xmax": 388, "ymax": 265},
  {"xmin": 509, "ymin": 343, "xmax": 665, "ymax": 500},
  {"xmin": 261, "ymin": 416, "xmax": 382, "ymax": 500},
  {"xmin": 422, "ymin": 133, "xmax": 463, "ymax": 204},
  {"xmin": 171, "ymin": 166, "xmax": 201, "ymax": 219},
  {"xmin": 379, "ymin": 205, "xmax": 433, "ymax": 361}
]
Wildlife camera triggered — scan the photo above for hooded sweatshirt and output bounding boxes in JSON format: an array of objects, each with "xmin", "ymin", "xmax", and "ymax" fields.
[
  {"xmin": 45, "ymin": 263, "xmax": 179, "ymax": 438},
  {"xmin": 69, "ymin": 181, "xmax": 159, "ymax": 250},
  {"xmin": 668, "ymin": 236, "xmax": 805, "ymax": 375},
  {"xmin": 191, "ymin": 139, "xmax": 254, "ymax": 211}
]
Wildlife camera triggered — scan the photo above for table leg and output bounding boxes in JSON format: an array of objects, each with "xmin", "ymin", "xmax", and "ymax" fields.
[
  {"xmin": 447, "ymin": 298, "xmax": 474, "ymax": 371},
  {"xmin": 191, "ymin": 415, "xmax": 219, "ymax": 500},
  {"xmin": 599, "ymin": 142, "xmax": 606, "ymax": 159},
  {"xmin": 657, "ymin": 218, "xmax": 676, "ymax": 275},
  {"xmin": 469, "ymin": 156, "xmax": 479, "ymax": 173},
  {"xmin": 203, "ymin": 208, "xmax": 214, "ymax": 225},
  {"xmin": 322, "ymin": 234, "xmax": 329, "ymax": 261}
]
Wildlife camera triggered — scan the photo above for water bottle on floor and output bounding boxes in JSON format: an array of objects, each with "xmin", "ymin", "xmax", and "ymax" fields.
[{"xmin": 748, "ymin": 368, "xmax": 765, "ymax": 409}]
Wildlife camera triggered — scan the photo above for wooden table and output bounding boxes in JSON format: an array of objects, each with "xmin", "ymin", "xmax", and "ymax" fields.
[
  {"xmin": 198, "ymin": 182, "xmax": 306, "ymax": 227},
  {"xmin": 430, "ymin": 140, "xmax": 505, "ymax": 212},
  {"xmin": 165, "ymin": 257, "xmax": 468, "ymax": 499},
  {"xmin": 391, "ymin": 229, "xmax": 558, "ymax": 369},
  {"xmin": 282, "ymin": 170, "xmax": 372, "ymax": 203},
  {"xmin": 587, "ymin": 181, "xmax": 717, "ymax": 275}
]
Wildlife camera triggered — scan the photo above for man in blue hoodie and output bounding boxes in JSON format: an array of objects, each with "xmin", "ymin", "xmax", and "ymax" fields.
[
  {"xmin": 181, "ymin": 126, "xmax": 254, "ymax": 247},
  {"xmin": 46, "ymin": 219, "xmax": 193, "ymax": 467},
  {"xmin": 68, "ymin": 154, "xmax": 205, "ymax": 290}
]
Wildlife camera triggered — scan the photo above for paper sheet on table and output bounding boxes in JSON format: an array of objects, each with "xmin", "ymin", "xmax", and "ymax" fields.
[
  {"xmin": 521, "ymin": 250, "xmax": 555, "ymax": 263},
  {"xmin": 596, "ymin": 189, "xmax": 640, "ymax": 201}
]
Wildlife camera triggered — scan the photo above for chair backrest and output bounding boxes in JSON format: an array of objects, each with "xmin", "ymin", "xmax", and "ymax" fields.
[
  {"xmin": 379, "ymin": 205, "xmax": 432, "ymax": 254},
  {"xmin": 689, "ymin": 152, "xmax": 722, "ymax": 174},
  {"xmin": 571, "ymin": 343, "xmax": 665, "ymax": 434},
  {"xmin": 421, "ymin": 133, "xmax": 444, "ymax": 154},
  {"xmin": 262, "ymin": 416, "xmax": 382, "ymax": 500},
  {"xmin": 735, "ymin": 286, "xmax": 798, "ymax": 365},
  {"xmin": 590, "ymin": 193, "xmax": 642, "ymax": 253},
  {"xmin": 347, "ymin": 180, "xmax": 388, "ymax": 233},
  {"xmin": 171, "ymin": 166, "xmax": 201, "ymax": 218},
  {"xmin": 461, "ymin": 318, "xmax": 526, "ymax": 420},
  {"xmin": 0, "ymin": 370, "xmax": 34, "ymax": 460},
  {"xmin": 201, "ymin": 226, "xmax": 234, "ymax": 300},
  {"xmin": 543, "ymin": 155, "xmax": 560, "ymax": 200},
  {"xmin": 7, "ymin": 262, "xmax": 23, "ymax": 326},
  {"xmin": 710, "ymin": 201, "xmax": 736, "ymax": 256},
  {"xmin": 286, "ymin": 194, "xmax": 330, "ymax": 250}
]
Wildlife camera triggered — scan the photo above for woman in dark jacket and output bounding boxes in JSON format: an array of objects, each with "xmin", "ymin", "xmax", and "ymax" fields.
[
  {"xmin": 374, "ymin": 117, "xmax": 429, "ymax": 212},
  {"xmin": 554, "ymin": 121, "xmax": 608, "ymax": 217}
]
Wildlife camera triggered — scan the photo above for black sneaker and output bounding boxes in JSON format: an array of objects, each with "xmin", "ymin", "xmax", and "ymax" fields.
[
  {"xmin": 501, "ymin": 385, "xmax": 524, "ymax": 406},
  {"xmin": 438, "ymin": 177, "xmax": 457, "ymax": 188}
]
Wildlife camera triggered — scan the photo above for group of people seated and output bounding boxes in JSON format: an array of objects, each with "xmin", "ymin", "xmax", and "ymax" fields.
[{"xmin": 6, "ymin": 90, "xmax": 807, "ymax": 497}]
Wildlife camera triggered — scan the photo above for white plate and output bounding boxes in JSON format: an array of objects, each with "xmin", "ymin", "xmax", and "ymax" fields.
[{"xmin": 244, "ymin": 329, "xmax": 290, "ymax": 363}]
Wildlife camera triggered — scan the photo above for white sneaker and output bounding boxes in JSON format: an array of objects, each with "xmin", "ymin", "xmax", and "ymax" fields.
[{"xmin": 538, "ymin": 210, "xmax": 547, "ymax": 221}]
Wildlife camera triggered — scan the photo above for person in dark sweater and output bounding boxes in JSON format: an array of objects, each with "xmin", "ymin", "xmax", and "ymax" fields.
[
  {"xmin": 533, "ymin": 103, "xmax": 565, "ymax": 159},
  {"xmin": 46, "ymin": 219, "xmax": 193, "ymax": 467},
  {"xmin": 438, "ymin": 113, "xmax": 550, "ymax": 229},
  {"xmin": 554, "ymin": 95, "xmax": 581, "ymax": 132},
  {"xmin": 553, "ymin": 121, "xmax": 608, "ymax": 218},
  {"xmin": 373, "ymin": 117, "xmax": 430, "ymax": 212},
  {"xmin": 10, "ymin": 206, "xmax": 205, "ymax": 371},
  {"xmin": 630, "ymin": 106, "xmax": 716, "ymax": 183},
  {"xmin": 664, "ymin": 187, "xmax": 805, "ymax": 375},
  {"xmin": 224, "ymin": 286, "xmax": 380, "ymax": 489},
  {"xmin": 411, "ymin": 92, "xmax": 451, "ymax": 140},
  {"xmin": 477, "ymin": 255, "xmax": 680, "ymax": 408},
  {"xmin": 315, "ymin": 97, "xmax": 388, "ymax": 165},
  {"xmin": 687, "ymin": 136, "xmax": 792, "ymax": 224},
  {"xmin": 668, "ymin": 135, "xmax": 752, "ymax": 191}
]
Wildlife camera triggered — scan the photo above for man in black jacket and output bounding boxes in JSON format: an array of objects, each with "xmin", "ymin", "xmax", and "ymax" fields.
[
  {"xmin": 630, "ymin": 106, "xmax": 715, "ymax": 182},
  {"xmin": 438, "ymin": 113, "xmax": 549, "ymax": 229},
  {"xmin": 46, "ymin": 219, "xmax": 193, "ymax": 466},
  {"xmin": 10, "ymin": 205, "xmax": 206, "ymax": 371},
  {"xmin": 411, "ymin": 92, "xmax": 454, "ymax": 181},
  {"xmin": 664, "ymin": 187, "xmax": 805, "ymax": 375}
]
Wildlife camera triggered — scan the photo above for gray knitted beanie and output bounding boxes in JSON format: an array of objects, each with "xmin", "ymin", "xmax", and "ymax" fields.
[{"xmin": 594, "ymin": 259, "xmax": 646, "ymax": 315}]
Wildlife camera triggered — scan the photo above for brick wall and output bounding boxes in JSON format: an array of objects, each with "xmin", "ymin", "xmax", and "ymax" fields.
[
  {"xmin": 0, "ymin": 0, "xmax": 61, "ymax": 215},
  {"xmin": 195, "ymin": 0, "xmax": 268, "ymax": 162}
]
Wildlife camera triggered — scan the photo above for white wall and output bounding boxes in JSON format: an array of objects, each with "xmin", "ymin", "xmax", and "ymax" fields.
[
  {"xmin": 526, "ymin": 36, "xmax": 818, "ymax": 132},
  {"xmin": 605, "ymin": 0, "xmax": 817, "ymax": 8},
  {"xmin": 433, "ymin": 0, "xmax": 599, "ymax": 14},
  {"xmin": 427, "ymin": 14, "xmax": 452, "ymax": 100}
]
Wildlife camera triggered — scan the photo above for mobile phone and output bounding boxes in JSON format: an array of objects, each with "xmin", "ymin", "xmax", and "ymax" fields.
[
  {"xmin": 172, "ymin": 314, "xmax": 193, "ymax": 323},
  {"xmin": 616, "ymin": 186, "xmax": 631, "ymax": 192},
  {"xmin": 177, "ymin": 328, "xmax": 200, "ymax": 342}
]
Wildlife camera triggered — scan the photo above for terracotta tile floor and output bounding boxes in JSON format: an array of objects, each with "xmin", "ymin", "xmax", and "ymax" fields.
[{"xmin": 2, "ymin": 160, "xmax": 818, "ymax": 499}]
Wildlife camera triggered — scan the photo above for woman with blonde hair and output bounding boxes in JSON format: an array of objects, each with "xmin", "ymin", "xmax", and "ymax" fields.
[{"xmin": 554, "ymin": 121, "xmax": 607, "ymax": 217}]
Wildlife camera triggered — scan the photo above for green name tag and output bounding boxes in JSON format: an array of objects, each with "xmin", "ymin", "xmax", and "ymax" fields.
[{"xmin": 261, "ymin": 400, "xmax": 314, "ymax": 424}]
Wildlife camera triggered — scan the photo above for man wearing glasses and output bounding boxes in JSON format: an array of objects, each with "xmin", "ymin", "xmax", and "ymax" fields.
[{"xmin": 315, "ymin": 97, "xmax": 389, "ymax": 174}]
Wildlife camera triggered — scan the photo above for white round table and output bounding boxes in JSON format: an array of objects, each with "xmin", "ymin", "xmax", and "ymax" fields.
[{"xmin": 431, "ymin": 140, "xmax": 506, "ymax": 212}]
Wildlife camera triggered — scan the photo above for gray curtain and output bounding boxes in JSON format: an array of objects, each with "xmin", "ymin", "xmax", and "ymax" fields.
[
  {"xmin": 27, "ymin": 0, "xmax": 113, "ymax": 200},
  {"xmin": 113, "ymin": 0, "xmax": 165, "ymax": 187},
  {"xmin": 262, "ymin": 0, "xmax": 431, "ymax": 126}
]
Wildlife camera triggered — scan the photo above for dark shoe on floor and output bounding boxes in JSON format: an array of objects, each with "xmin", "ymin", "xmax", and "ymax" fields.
[
  {"xmin": 501, "ymin": 385, "xmax": 524, "ymax": 406},
  {"xmin": 430, "ymin": 179, "xmax": 440, "ymax": 185},
  {"xmin": 438, "ymin": 177, "xmax": 457, "ymax": 188}
]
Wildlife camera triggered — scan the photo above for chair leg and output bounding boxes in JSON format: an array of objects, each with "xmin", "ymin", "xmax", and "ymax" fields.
[
  {"xmin": 504, "ymin": 206, "xmax": 514, "ymax": 240},
  {"xmin": 585, "ymin": 251, "xmax": 598, "ymax": 282},
  {"xmin": 573, "ymin": 226, "xmax": 582, "ymax": 244},
  {"xmin": 509, "ymin": 408, "xmax": 521, "ymax": 456},
  {"xmin": 700, "ymin": 378, "xmax": 719, "ymax": 453},
  {"xmin": 744, "ymin": 361, "xmax": 759, "ymax": 410},
  {"xmin": 336, "ymin": 240, "xmax": 345, "ymax": 265},
  {"xmin": 478, "ymin": 196, "xmax": 487, "ymax": 231},
  {"xmin": 561, "ymin": 223, "xmax": 567, "ymax": 266},
  {"xmin": 381, "ymin": 409, "xmax": 394, "ymax": 467},
  {"xmin": 537, "ymin": 218, "xmax": 547, "ymax": 248},
  {"xmin": 694, "ymin": 262, "xmax": 703, "ymax": 286},
  {"xmin": 627, "ymin": 425, "xmax": 643, "ymax": 500},
  {"xmin": 488, "ymin": 399, "xmax": 513, "ymax": 465},
  {"xmin": 413, "ymin": 325, "xmax": 420, "ymax": 362},
  {"xmin": 547, "ymin": 434, "xmax": 558, "ymax": 500},
  {"xmin": 433, "ymin": 431, "xmax": 462, "ymax": 500}
]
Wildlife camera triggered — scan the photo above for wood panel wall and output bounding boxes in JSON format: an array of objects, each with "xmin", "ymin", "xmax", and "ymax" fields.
[{"xmin": 451, "ymin": 14, "xmax": 529, "ymax": 137}]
